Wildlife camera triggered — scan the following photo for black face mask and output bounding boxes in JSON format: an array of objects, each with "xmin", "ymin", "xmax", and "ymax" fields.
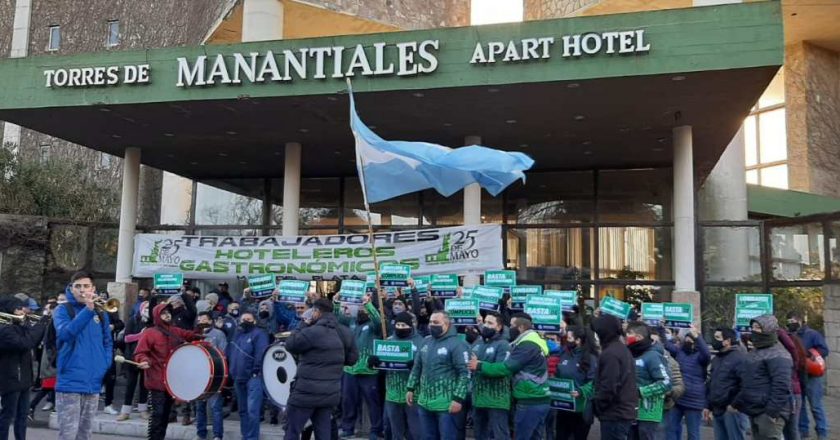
[
  {"xmin": 682, "ymin": 340, "xmax": 696, "ymax": 354},
  {"xmin": 566, "ymin": 341, "xmax": 578, "ymax": 351},
  {"xmin": 711, "ymin": 339, "xmax": 724, "ymax": 351},
  {"xmin": 357, "ymin": 313, "xmax": 370, "ymax": 325},
  {"xmin": 240, "ymin": 321, "xmax": 255, "ymax": 332},
  {"xmin": 395, "ymin": 328, "xmax": 412, "ymax": 339},
  {"xmin": 787, "ymin": 322, "xmax": 801, "ymax": 333},
  {"xmin": 258, "ymin": 311, "xmax": 270, "ymax": 319},
  {"xmin": 509, "ymin": 327, "xmax": 521, "ymax": 342},
  {"xmin": 429, "ymin": 324, "xmax": 445, "ymax": 338},
  {"xmin": 751, "ymin": 331, "xmax": 777, "ymax": 349},
  {"xmin": 465, "ymin": 328, "xmax": 479, "ymax": 344},
  {"xmin": 481, "ymin": 327, "xmax": 497, "ymax": 340}
]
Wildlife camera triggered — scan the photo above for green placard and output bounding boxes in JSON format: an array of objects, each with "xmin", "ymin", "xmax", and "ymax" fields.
[
  {"xmin": 380, "ymin": 264, "xmax": 412, "ymax": 287},
  {"xmin": 548, "ymin": 378, "xmax": 582, "ymax": 412},
  {"xmin": 445, "ymin": 299, "xmax": 479, "ymax": 326},
  {"xmin": 511, "ymin": 285, "xmax": 543, "ymax": 309},
  {"xmin": 373, "ymin": 339, "xmax": 414, "ymax": 370},
  {"xmin": 365, "ymin": 271, "xmax": 377, "ymax": 293},
  {"xmin": 663, "ymin": 303, "xmax": 693, "ymax": 328},
  {"xmin": 526, "ymin": 294, "xmax": 561, "ymax": 307},
  {"xmin": 484, "ymin": 270, "xmax": 516, "ymax": 292},
  {"xmin": 641, "ymin": 303, "xmax": 664, "ymax": 326},
  {"xmin": 472, "ymin": 286, "xmax": 504, "ymax": 311},
  {"xmin": 247, "ymin": 274, "xmax": 276, "ymax": 297},
  {"xmin": 278, "ymin": 279, "xmax": 309, "ymax": 303},
  {"xmin": 413, "ymin": 275, "xmax": 430, "ymax": 297},
  {"xmin": 153, "ymin": 273, "xmax": 183, "ymax": 294},
  {"xmin": 339, "ymin": 279, "xmax": 367, "ymax": 304},
  {"xmin": 600, "ymin": 296, "xmax": 631, "ymax": 320},
  {"xmin": 637, "ymin": 396, "xmax": 665, "ymax": 422},
  {"xmin": 545, "ymin": 290, "xmax": 577, "ymax": 312},
  {"xmin": 430, "ymin": 274, "xmax": 459, "ymax": 298},
  {"xmin": 735, "ymin": 293, "xmax": 774, "ymax": 332},
  {"xmin": 524, "ymin": 300, "xmax": 563, "ymax": 333}
]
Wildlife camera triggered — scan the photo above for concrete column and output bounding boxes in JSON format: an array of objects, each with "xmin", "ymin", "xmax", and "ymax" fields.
[
  {"xmin": 116, "ymin": 148, "xmax": 141, "ymax": 283},
  {"xmin": 673, "ymin": 126, "xmax": 700, "ymax": 324},
  {"xmin": 282, "ymin": 142, "xmax": 301, "ymax": 236},
  {"xmin": 243, "ymin": 0, "xmax": 283, "ymax": 41},
  {"xmin": 2, "ymin": 0, "xmax": 33, "ymax": 153},
  {"xmin": 463, "ymin": 135, "xmax": 482, "ymax": 287},
  {"xmin": 823, "ymin": 284, "xmax": 840, "ymax": 396}
]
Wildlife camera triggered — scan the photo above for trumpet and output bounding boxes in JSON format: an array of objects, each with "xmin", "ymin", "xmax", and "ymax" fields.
[
  {"xmin": 0, "ymin": 312, "xmax": 41, "ymax": 324},
  {"xmin": 94, "ymin": 298, "xmax": 121, "ymax": 313}
]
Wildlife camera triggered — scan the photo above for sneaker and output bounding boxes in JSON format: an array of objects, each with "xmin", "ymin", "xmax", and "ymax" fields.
[
  {"xmin": 27, "ymin": 409, "xmax": 34, "ymax": 422},
  {"xmin": 116, "ymin": 414, "xmax": 130, "ymax": 422},
  {"xmin": 41, "ymin": 402, "xmax": 54, "ymax": 411},
  {"xmin": 139, "ymin": 411, "xmax": 150, "ymax": 420},
  {"xmin": 104, "ymin": 405, "xmax": 119, "ymax": 415},
  {"xmin": 132, "ymin": 406, "xmax": 139, "ymax": 413}
]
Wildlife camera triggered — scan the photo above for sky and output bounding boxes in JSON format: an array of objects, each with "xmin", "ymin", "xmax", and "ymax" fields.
[{"xmin": 471, "ymin": 0, "xmax": 525, "ymax": 25}]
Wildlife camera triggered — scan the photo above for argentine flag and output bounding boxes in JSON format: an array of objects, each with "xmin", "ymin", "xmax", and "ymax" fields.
[{"xmin": 349, "ymin": 83, "xmax": 535, "ymax": 205}]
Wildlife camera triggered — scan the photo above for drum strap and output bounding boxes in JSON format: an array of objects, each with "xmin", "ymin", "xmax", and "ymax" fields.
[{"xmin": 153, "ymin": 326, "xmax": 186, "ymax": 351}]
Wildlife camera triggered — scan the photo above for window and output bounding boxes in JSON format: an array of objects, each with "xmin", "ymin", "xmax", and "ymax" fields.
[
  {"xmin": 106, "ymin": 20, "xmax": 119, "ymax": 47},
  {"xmin": 47, "ymin": 25, "xmax": 60, "ymax": 51},
  {"xmin": 745, "ymin": 70, "xmax": 787, "ymax": 189},
  {"xmin": 39, "ymin": 144, "xmax": 51, "ymax": 164},
  {"xmin": 98, "ymin": 152, "xmax": 112, "ymax": 170}
]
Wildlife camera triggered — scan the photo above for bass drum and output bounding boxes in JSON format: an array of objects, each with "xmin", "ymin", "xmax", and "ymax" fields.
[
  {"xmin": 262, "ymin": 342, "xmax": 297, "ymax": 407},
  {"xmin": 164, "ymin": 342, "xmax": 227, "ymax": 402}
]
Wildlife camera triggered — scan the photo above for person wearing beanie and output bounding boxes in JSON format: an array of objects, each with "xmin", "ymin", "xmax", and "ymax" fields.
[
  {"xmin": 470, "ymin": 311, "xmax": 512, "ymax": 440},
  {"xmin": 664, "ymin": 325, "xmax": 710, "ymax": 440},
  {"xmin": 626, "ymin": 321, "xmax": 672, "ymax": 440},
  {"xmin": 256, "ymin": 299, "xmax": 276, "ymax": 334},
  {"xmin": 368, "ymin": 311, "xmax": 424, "ymax": 440},
  {"xmin": 591, "ymin": 314, "xmax": 637, "ymax": 439}
]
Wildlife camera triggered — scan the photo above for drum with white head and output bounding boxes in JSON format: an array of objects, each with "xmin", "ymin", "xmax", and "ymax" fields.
[
  {"xmin": 164, "ymin": 342, "xmax": 227, "ymax": 401},
  {"xmin": 262, "ymin": 341, "xmax": 297, "ymax": 407}
]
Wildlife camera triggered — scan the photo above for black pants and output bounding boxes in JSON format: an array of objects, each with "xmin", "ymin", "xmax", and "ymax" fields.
[
  {"xmin": 123, "ymin": 366, "xmax": 148, "ymax": 407},
  {"xmin": 555, "ymin": 410, "xmax": 592, "ymax": 440},
  {"xmin": 149, "ymin": 390, "xmax": 174, "ymax": 440},
  {"xmin": 28, "ymin": 389, "xmax": 54, "ymax": 412},
  {"xmin": 286, "ymin": 405, "xmax": 333, "ymax": 440},
  {"xmin": 104, "ymin": 362, "xmax": 117, "ymax": 407},
  {"xmin": 0, "ymin": 389, "xmax": 30, "ymax": 440}
]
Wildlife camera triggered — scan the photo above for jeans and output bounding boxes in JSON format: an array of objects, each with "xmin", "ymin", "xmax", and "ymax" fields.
[
  {"xmin": 0, "ymin": 389, "xmax": 30, "ymax": 440},
  {"xmin": 785, "ymin": 394, "xmax": 801, "ymax": 440},
  {"xmin": 285, "ymin": 405, "xmax": 333, "ymax": 440},
  {"xmin": 601, "ymin": 420, "xmax": 633, "ymax": 440},
  {"xmin": 385, "ymin": 401, "xmax": 420, "ymax": 440},
  {"xmin": 340, "ymin": 373, "xmax": 383, "ymax": 436},
  {"xmin": 666, "ymin": 406, "xmax": 702, "ymax": 440},
  {"xmin": 751, "ymin": 413, "xmax": 785, "ymax": 440},
  {"xmin": 799, "ymin": 375, "xmax": 828, "ymax": 437},
  {"xmin": 712, "ymin": 410, "xmax": 749, "ymax": 440},
  {"xmin": 417, "ymin": 407, "xmax": 459, "ymax": 440},
  {"xmin": 514, "ymin": 403, "xmax": 550, "ymax": 440},
  {"xmin": 473, "ymin": 407, "xmax": 510, "ymax": 440},
  {"xmin": 196, "ymin": 394, "xmax": 224, "ymax": 439},
  {"xmin": 555, "ymin": 410, "xmax": 592, "ymax": 440},
  {"xmin": 632, "ymin": 420, "xmax": 665, "ymax": 440},
  {"xmin": 234, "ymin": 377, "xmax": 264, "ymax": 440},
  {"xmin": 56, "ymin": 392, "xmax": 99, "ymax": 440}
]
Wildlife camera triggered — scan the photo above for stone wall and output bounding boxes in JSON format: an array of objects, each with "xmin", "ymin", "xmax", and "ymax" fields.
[
  {"xmin": 823, "ymin": 284, "xmax": 840, "ymax": 396},
  {"xmin": 304, "ymin": 0, "xmax": 470, "ymax": 29},
  {"xmin": 786, "ymin": 42, "xmax": 840, "ymax": 198},
  {"xmin": 524, "ymin": 0, "xmax": 601, "ymax": 19}
]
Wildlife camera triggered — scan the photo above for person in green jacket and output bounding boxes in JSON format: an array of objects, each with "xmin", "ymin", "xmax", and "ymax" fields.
[
  {"xmin": 406, "ymin": 311, "xmax": 470, "ymax": 440},
  {"xmin": 369, "ymin": 312, "xmax": 424, "ymax": 440},
  {"xmin": 469, "ymin": 312, "xmax": 550, "ymax": 440},
  {"xmin": 626, "ymin": 321, "xmax": 671, "ymax": 440},
  {"xmin": 471, "ymin": 311, "xmax": 511, "ymax": 440},
  {"xmin": 334, "ymin": 291, "xmax": 384, "ymax": 439}
]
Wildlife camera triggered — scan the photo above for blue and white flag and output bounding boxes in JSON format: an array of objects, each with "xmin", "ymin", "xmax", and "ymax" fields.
[{"xmin": 348, "ymin": 83, "xmax": 534, "ymax": 205}]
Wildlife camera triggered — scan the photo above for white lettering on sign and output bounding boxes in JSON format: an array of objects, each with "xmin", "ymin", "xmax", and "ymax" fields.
[
  {"xmin": 473, "ymin": 29, "xmax": 649, "ymax": 64},
  {"xmin": 44, "ymin": 64, "xmax": 150, "ymax": 88}
]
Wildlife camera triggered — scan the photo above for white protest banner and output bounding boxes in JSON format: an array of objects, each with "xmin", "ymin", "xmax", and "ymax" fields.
[{"xmin": 133, "ymin": 225, "xmax": 503, "ymax": 280}]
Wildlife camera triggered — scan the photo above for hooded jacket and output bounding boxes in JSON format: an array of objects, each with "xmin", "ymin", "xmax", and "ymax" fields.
[
  {"xmin": 732, "ymin": 315, "xmax": 792, "ymax": 419},
  {"xmin": 406, "ymin": 325, "xmax": 471, "ymax": 412},
  {"xmin": 134, "ymin": 303, "xmax": 200, "ymax": 392},
  {"xmin": 471, "ymin": 330, "xmax": 512, "ymax": 410},
  {"xmin": 664, "ymin": 334, "xmax": 710, "ymax": 410},
  {"xmin": 285, "ymin": 312, "xmax": 357, "ymax": 408},
  {"xmin": 591, "ymin": 314, "xmax": 638, "ymax": 421},
  {"xmin": 228, "ymin": 321, "xmax": 270, "ymax": 382},
  {"xmin": 478, "ymin": 329, "xmax": 550, "ymax": 405},
  {"xmin": 0, "ymin": 298, "xmax": 48, "ymax": 393},
  {"xmin": 337, "ymin": 302, "xmax": 382, "ymax": 375},
  {"xmin": 53, "ymin": 287, "xmax": 113, "ymax": 394}
]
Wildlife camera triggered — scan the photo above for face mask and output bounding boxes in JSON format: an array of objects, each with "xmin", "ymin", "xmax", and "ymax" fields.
[
  {"xmin": 259, "ymin": 310, "xmax": 270, "ymax": 319},
  {"xmin": 395, "ymin": 328, "xmax": 412, "ymax": 339},
  {"xmin": 711, "ymin": 339, "xmax": 724, "ymax": 351},
  {"xmin": 197, "ymin": 323, "xmax": 211, "ymax": 332},
  {"xmin": 465, "ymin": 328, "xmax": 479, "ymax": 344},
  {"xmin": 480, "ymin": 327, "xmax": 497, "ymax": 340},
  {"xmin": 509, "ymin": 327, "xmax": 521, "ymax": 342},
  {"xmin": 141, "ymin": 310, "xmax": 149, "ymax": 322},
  {"xmin": 357, "ymin": 313, "xmax": 370, "ymax": 325},
  {"xmin": 429, "ymin": 324, "xmax": 445, "ymax": 338},
  {"xmin": 626, "ymin": 335, "xmax": 639, "ymax": 346},
  {"xmin": 566, "ymin": 341, "xmax": 578, "ymax": 350},
  {"xmin": 229, "ymin": 310, "xmax": 240, "ymax": 317},
  {"xmin": 787, "ymin": 322, "xmax": 801, "ymax": 333},
  {"xmin": 751, "ymin": 331, "xmax": 777, "ymax": 349},
  {"xmin": 240, "ymin": 321, "xmax": 255, "ymax": 331},
  {"xmin": 683, "ymin": 340, "xmax": 695, "ymax": 353},
  {"xmin": 665, "ymin": 334, "xmax": 673, "ymax": 341}
]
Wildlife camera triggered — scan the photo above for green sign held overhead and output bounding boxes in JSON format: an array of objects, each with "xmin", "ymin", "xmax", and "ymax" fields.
[
  {"xmin": 445, "ymin": 299, "xmax": 480, "ymax": 326},
  {"xmin": 365, "ymin": 271, "xmax": 377, "ymax": 293},
  {"xmin": 545, "ymin": 290, "xmax": 577, "ymax": 312},
  {"xmin": 548, "ymin": 378, "xmax": 582, "ymax": 412},
  {"xmin": 663, "ymin": 303, "xmax": 694, "ymax": 329},
  {"xmin": 430, "ymin": 274, "xmax": 459, "ymax": 298},
  {"xmin": 600, "ymin": 296, "xmax": 632, "ymax": 320},
  {"xmin": 413, "ymin": 275, "xmax": 430, "ymax": 297},
  {"xmin": 641, "ymin": 303, "xmax": 664, "ymax": 326},
  {"xmin": 380, "ymin": 263, "xmax": 411, "ymax": 287},
  {"xmin": 484, "ymin": 270, "xmax": 516, "ymax": 292},
  {"xmin": 278, "ymin": 279, "xmax": 309, "ymax": 303},
  {"xmin": 153, "ymin": 273, "xmax": 183, "ymax": 294},
  {"xmin": 373, "ymin": 339, "xmax": 415, "ymax": 370},
  {"xmin": 510, "ymin": 285, "xmax": 543, "ymax": 309},
  {"xmin": 339, "ymin": 280, "xmax": 367, "ymax": 304},
  {"xmin": 247, "ymin": 274, "xmax": 277, "ymax": 298},
  {"xmin": 524, "ymin": 299, "xmax": 563, "ymax": 333},
  {"xmin": 526, "ymin": 295, "xmax": 561, "ymax": 307},
  {"xmin": 472, "ymin": 286, "xmax": 504, "ymax": 311},
  {"xmin": 735, "ymin": 294, "xmax": 774, "ymax": 332}
]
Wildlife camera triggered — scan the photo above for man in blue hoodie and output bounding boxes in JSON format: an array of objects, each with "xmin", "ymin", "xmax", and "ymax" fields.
[
  {"xmin": 228, "ymin": 311, "xmax": 269, "ymax": 440},
  {"xmin": 53, "ymin": 271, "xmax": 112, "ymax": 440}
]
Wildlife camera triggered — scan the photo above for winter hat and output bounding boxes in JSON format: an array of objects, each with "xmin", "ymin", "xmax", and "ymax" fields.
[
  {"xmin": 205, "ymin": 293, "xmax": 219, "ymax": 306},
  {"xmin": 195, "ymin": 300, "xmax": 211, "ymax": 314},
  {"xmin": 394, "ymin": 312, "xmax": 414, "ymax": 327}
]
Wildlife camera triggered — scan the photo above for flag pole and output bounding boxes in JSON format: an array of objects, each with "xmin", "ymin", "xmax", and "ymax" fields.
[{"xmin": 349, "ymin": 79, "xmax": 389, "ymax": 338}]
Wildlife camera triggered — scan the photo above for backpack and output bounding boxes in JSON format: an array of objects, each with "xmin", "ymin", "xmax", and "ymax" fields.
[{"xmin": 663, "ymin": 350, "xmax": 685, "ymax": 410}]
